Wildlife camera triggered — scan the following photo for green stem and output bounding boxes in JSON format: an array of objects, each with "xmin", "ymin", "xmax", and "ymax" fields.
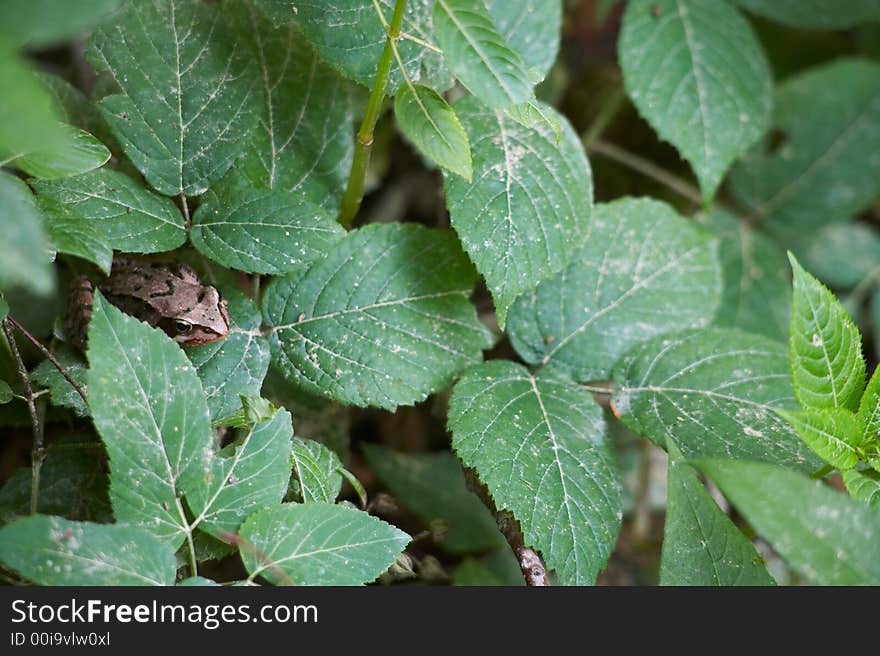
[
  {"xmin": 2, "ymin": 318, "xmax": 44, "ymax": 514},
  {"xmin": 582, "ymin": 86, "xmax": 625, "ymax": 148},
  {"xmin": 337, "ymin": 0, "xmax": 409, "ymax": 229}
]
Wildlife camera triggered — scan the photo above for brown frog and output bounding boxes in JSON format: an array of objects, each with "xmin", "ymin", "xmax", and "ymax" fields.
[{"xmin": 66, "ymin": 258, "xmax": 230, "ymax": 351}]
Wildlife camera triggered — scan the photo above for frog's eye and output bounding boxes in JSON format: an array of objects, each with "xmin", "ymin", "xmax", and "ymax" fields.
[{"xmin": 174, "ymin": 320, "xmax": 192, "ymax": 334}]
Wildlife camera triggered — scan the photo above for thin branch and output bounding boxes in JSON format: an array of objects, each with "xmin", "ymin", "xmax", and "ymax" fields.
[
  {"xmin": 582, "ymin": 87, "xmax": 625, "ymax": 148},
  {"xmin": 587, "ymin": 138, "xmax": 704, "ymax": 207},
  {"xmin": 6, "ymin": 315, "xmax": 88, "ymax": 407},
  {"xmin": 463, "ymin": 468, "xmax": 551, "ymax": 586},
  {"xmin": 2, "ymin": 318, "xmax": 45, "ymax": 514}
]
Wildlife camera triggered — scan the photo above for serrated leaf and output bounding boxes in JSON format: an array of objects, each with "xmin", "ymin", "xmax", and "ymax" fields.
[
  {"xmin": 0, "ymin": 436, "xmax": 110, "ymax": 522},
  {"xmin": 612, "ymin": 328, "xmax": 823, "ymax": 471},
  {"xmin": 696, "ymin": 458, "xmax": 880, "ymax": 585},
  {"xmin": 257, "ymin": 0, "xmax": 436, "ymax": 93},
  {"xmin": 186, "ymin": 408, "xmax": 292, "ymax": 537},
  {"xmin": 363, "ymin": 443, "xmax": 505, "ymax": 554},
  {"xmin": 700, "ymin": 207, "xmax": 790, "ymax": 341},
  {"xmin": 32, "ymin": 168, "xmax": 186, "ymax": 254},
  {"xmin": 789, "ymin": 254, "xmax": 865, "ymax": 412},
  {"xmin": 395, "ymin": 83, "xmax": 472, "ymax": 181},
  {"xmin": 239, "ymin": 503, "xmax": 410, "ymax": 585},
  {"xmin": 734, "ymin": 0, "xmax": 880, "ymax": 29},
  {"xmin": 842, "ymin": 467, "xmax": 880, "ymax": 507},
  {"xmin": 448, "ymin": 360, "xmax": 622, "ymax": 585},
  {"xmin": 228, "ymin": 1, "xmax": 353, "ymax": 211},
  {"xmin": 87, "ymin": 292, "xmax": 213, "ymax": 546},
  {"xmin": 775, "ymin": 408, "xmax": 862, "ymax": 471},
  {"xmin": 37, "ymin": 196, "xmax": 113, "ymax": 273},
  {"xmin": 190, "ymin": 179, "xmax": 345, "ymax": 275},
  {"xmin": 660, "ymin": 443, "xmax": 775, "ymax": 586},
  {"xmin": 12, "ymin": 124, "xmax": 110, "ymax": 180},
  {"xmin": 485, "ymin": 0, "xmax": 562, "ymax": 80},
  {"xmin": 508, "ymin": 197, "xmax": 721, "ymax": 381},
  {"xmin": 619, "ymin": 0, "xmax": 772, "ymax": 199},
  {"xmin": 0, "ymin": 516, "xmax": 175, "ymax": 585},
  {"xmin": 0, "ymin": 172, "xmax": 54, "ymax": 295},
  {"xmin": 290, "ymin": 437, "xmax": 343, "ymax": 504},
  {"xmin": 730, "ymin": 59, "xmax": 880, "ymax": 241},
  {"xmin": 858, "ymin": 367, "xmax": 880, "ymax": 447},
  {"xmin": 87, "ymin": 0, "xmax": 259, "ymax": 197},
  {"xmin": 30, "ymin": 346, "xmax": 89, "ymax": 417},
  {"xmin": 188, "ymin": 291, "xmax": 270, "ymax": 421},
  {"xmin": 434, "ymin": 0, "xmax": 536, "ymax": 110},
  {"xmin": 0, "ymin": 0, "xmax": 123, "ymax": 48},
  {"xmin": 263, "ymin": 223, "xmax": 492, "ymax": 410},
  {"xmin": 444, "ymin": 97, "xmax": 591, "ymax": 328}
]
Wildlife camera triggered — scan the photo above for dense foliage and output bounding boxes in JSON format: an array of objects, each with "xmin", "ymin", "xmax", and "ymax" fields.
[{"xmin": 1, "ymin": 0, "xmax": 879, "ymax": 586}]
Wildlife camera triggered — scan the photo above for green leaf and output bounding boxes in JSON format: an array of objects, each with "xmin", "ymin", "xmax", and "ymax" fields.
[
  {"xmin": 0, "ymin": 436, "xmax": 110, "ymax": 522},
  {"xmin": 508, "ymin": 197, "xmax": 721, "ymax": 381},
  {"xmin": 239, "ymin": 503, "xmax": 410, "ymax": 585},
  {"xmin": 190, "ymin": 179, "xmax": 345, "ymax": 275},
  {"xmin": 0, "ymin": 0, "xmax": 123, "ymax": 47},
  {"xmin": 290, "ymin": 437, "xmax": 344, "ymax": 504},
  {"xmin": 700, "ymin": 208, "xmax": 790, "ymax": 341},
  {"xmin": 263, "ymin": 223, "xmax": 492, "ymax": 410},
  {"xmin": 800, "ymin": 223, "xmax": 880, "ymax": 292},
  {"xmin": 31, "ymin": 346, "xmax": 89, "ymax": 417},
  {"xmin": 504, "ymin": 98, "xmax": 562, "ymax": 140},
  {"xmin": 660, "ymin": 443, "xmax": 775, "ymax": 586},
  {"xmin": 0, "ymin": 296, "xmax": 7, "ymax": 322},
  {"xmin": 444, "ymin": 97, "xmax": 591, "ymax": 328},
  {"xmin": 395, "ymin": 83, "xmax": 472, "ymax": 181},
  {"xmin": 734, "ymin": 0, "xmax": 880, "ymax": 29},
  {"xmin": 433, "ymin": 0, "xmax": 536, "ymax": 110},
  {"xmin": 788, "ymin": 254, "xmax": 865, "ymax": 412},
  {"xmin": 730, "ymin": 59, "xmax": 880, "ymax": 241},
  {"xmin": 619, "ymin": 0, "xmax": 772, "ymax": 199},
  {"xmin": 87, "ymin": 0, "xmax": 259, "ymax": 196},
  {"xmin": 448, "ymin": 360, "xmax": 622, "ymax": 585},
  {"xmin": 611, "ymin": 328, "xmax": 823, "ymax": 471},
  {"xmin": 485, "ymin": 0, "xmax": 562, "ymax": 80},
  {"xmin": 0, "ymin": 380, "xmax": 11, "ymax": 404},
  {"xmin": 858, "ymin": 367, "xmax": 880, "ymax": 447},
  {"xmin": 696, "ymin": 458, "xmax": 880, "ymax": 585},
  {"xmin": 0, "ymin": 172, "xmax": 54, "ymax": 295},
  {"xmin": 188, "ymin": 291, "xmax": 270, "ymax": 421},
  {"xmin": 32, "ymin": 168, "xmax": 186, "ymax": 254},
  {"xmin": 37, "ymin": 196, "xmax": 113, "ymax": 273},
  {"xmin": 87, "ymin": 292, "xmax": 212, "ymax": 546},
  {"xmin": 774, "ymin": 408, "xmax": 862, "ymax": 471},
  {"xmin": 363, "ymin": 444, "xmax": 505, "ymax": 554},
  {"xmin": 186, "ymin": 408, "xmax": 293, "ymax": 537},
  {"xmin": 257, "ymin": 0, "xmax": 437, "ymax": 93},
  {"xmin": 227, "ymin": 1, "xmax": 353, "ymax": 212},
  {"xmin": 38, "ymin": 73, "xmax": 109, "ymax": 142},
  {"xmin": 842, "ymin": 467, "xmax": 880, "ymax": 508},
  {"xmin": 455, "ymin": 552, "xmax": 524, "ymax": 586},
  {"xmin": 12, "ymin": 124, "xmax": 110, "ymax": 180},
  {"xmin": 0, "ymin": 516, "xmax": 175, "ymax": 585},
  {"xmin": 178, "ymin": 576, "xmax": 219, "ymax": 586},
  {"xmin": 0, "ymin": 45, "xmax": 65, "ymax": 158}
]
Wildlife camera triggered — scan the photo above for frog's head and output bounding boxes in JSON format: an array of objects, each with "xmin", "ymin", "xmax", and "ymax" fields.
[{"xmin": 157, "ymin": 286, "xmax": 230, "ymax": 346}]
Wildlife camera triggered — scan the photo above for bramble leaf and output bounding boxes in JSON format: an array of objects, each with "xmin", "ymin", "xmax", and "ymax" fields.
[
  {"xmin": 508, "ymin": 197, "xmax": 720, "ymax": 381},
  {"xmin": 619, "ymin": 0, "xmax": 771, "ymax": 199},
  {"xmin": 448, "ymin": 360, "xmax": 622, "ymax": 585},
  {"xmin": 788, "ymin": 254, "xmax": 865, "ymax": 412}
]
